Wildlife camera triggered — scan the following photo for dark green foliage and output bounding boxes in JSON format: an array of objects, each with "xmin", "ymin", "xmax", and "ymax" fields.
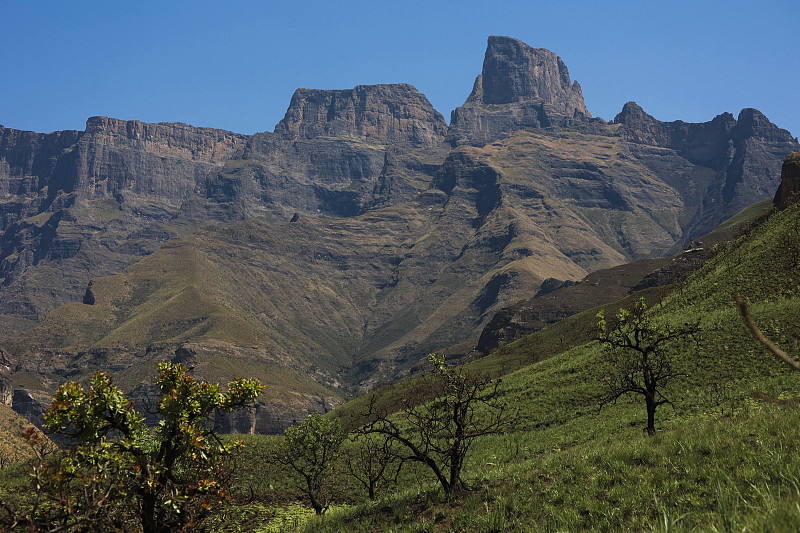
[
  {"xmin": 274, "ymin": 413, "xmax": 345, "ymax": 514},
  {"xmin": 0, "ymin": 363, "xmax": 262, "ymax": 532}
]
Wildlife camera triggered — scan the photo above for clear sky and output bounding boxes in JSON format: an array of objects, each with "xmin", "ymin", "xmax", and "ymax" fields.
[{"xmin": 2, "ymin": 0, "xmax": 798, "ymax": 140}]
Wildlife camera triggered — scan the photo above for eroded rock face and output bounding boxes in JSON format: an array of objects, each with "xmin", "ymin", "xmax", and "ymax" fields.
[
  {"xmin": 0, "ymin": 366, "xmax": 11, "ymax": 406},
  {"xmin": 447, "ymin": 36, "xmax": 592, "ymax": 146},
  {"xmin": 614, "ymin": 103, "xmax": 800, "ymax": 236},
  {"xmin": 475, "ymin": 36, "xmax": 589, "ymax": 112},
  {"xmin": 774, "ymin": 151, "xmax": 800, "ymax": 209},
  {"xmin": 77, "ymin": 117, "xmax": 248, "ymax": 204},
  {"xmin": 0, "ymin": 120, "xmax": 249, "ymax": 322},
  {"xmin": 275, "ymin": 84, "xmax": 447, "ymax": 147}
]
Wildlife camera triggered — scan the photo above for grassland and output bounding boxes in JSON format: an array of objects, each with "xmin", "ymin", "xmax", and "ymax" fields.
[
  {"xmin": 2, "ymin": 200, "xmax": 798, "ymax": 532},
  {"xmin": 208, "ymin": 200, "xmax": 800, "ymax": 531}
]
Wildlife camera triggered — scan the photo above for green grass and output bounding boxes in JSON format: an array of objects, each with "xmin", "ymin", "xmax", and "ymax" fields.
[
  {"xmin": 3, "ymin": 198, "xmax": 799, "ymax": 531},
  {"xmin": 223, "ymin": 200, "xmax": 800, "ymax": 531}
]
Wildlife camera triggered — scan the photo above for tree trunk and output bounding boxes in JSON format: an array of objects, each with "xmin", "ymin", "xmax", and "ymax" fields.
[
  {"xmin": 645, "ymin": 396, "xmax": 657, "ymax": 436},
  {"xmin": 306, "ymin": 477, "xmax": 326, "ymax": 515},
  {"xmin": 141, "ymin": 493, "xmax": 160, "ymax": 532}
]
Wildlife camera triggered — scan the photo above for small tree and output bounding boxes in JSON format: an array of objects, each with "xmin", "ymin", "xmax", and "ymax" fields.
[
  {"xmin": 276, "ymin": 413, "xmax": 345, "ymax": 514},
  {"xmin": 597, "ymin": 298, "xmax": 701, "ymax": 436},
  {"xmin": 360, "ymin": 354, "xmax": 515, "ymax": 497},
  {"xmin": 343, "ymin": 432, "xmax": 398, "ymax": 500},
  {"xmin": 2, "ymin": 362, "xmax": 262, "ymax": 532}
]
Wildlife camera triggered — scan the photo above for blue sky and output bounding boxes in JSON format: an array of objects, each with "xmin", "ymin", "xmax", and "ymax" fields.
[{"xmin": 2, "ymin": 0, "xmax": 798, "ymax": 139}]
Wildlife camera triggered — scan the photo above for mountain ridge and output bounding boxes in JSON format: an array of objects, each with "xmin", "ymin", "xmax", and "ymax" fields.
[{"xmin": 0, "ymin": 35, "xmax": 797, "ymax": 433}]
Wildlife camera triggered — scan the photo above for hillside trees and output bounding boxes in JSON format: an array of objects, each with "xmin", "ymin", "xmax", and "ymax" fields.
[
  {"xmin": 0, "ymin": 362, "xmax": 262, "ymax": 532},
  {"xmin": 274, "ymin": 413, "xmax": 345, "ymax": 514},
  {"xmin": 597, "ymin": 298, "xmax": 701, "ymax": 435},
  {"xmin": 359, "ymin": 354, "xmax": 516, "ymax": 497}
]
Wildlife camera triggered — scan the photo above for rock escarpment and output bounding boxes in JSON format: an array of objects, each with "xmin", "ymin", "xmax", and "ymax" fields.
[
  {"xmin": 774, "ymin": 151, "xmax": 800, "ymax": 209},
  {"xmin": 275, "ymin": 84, "xmax": 447, "ymax": 147},
  {"xmin": 447, "ymin": 35, "xmax": 593, "ymax": 146},
  {"xmin": 614, "ymin": 103, "xmax": 799, "ymax": 237},
  {"xmin": 0, "ymin": 119, "xmax": 248, "ymax": 323}
]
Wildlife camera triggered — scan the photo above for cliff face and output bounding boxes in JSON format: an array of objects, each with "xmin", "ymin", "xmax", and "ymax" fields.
[
  {"xmin": 774, "ymin": 151, "xmax": 800, "ymax": 209},
  {"xmin": 0, "ymin": 119, "xmax": 248, "ymax": 212},
  {"xmin": 447, "ymin": 36, "xmax": 592, "ymax": 146},
  {"xmin": 275, "ymin": 83, "xmax": 447, "ymax": 147},
  {"xmin": 0, "ymin": 107, "xmax": 448, "ymax": 324},
  {"xmin": 0, "ymin": 126, "xmax": 82, "ymax": 231},
  {"xmin": 75, "ymin": 117, "xmax": 248, "ymax": 205},
  {"xmin": 614, "ymin": 103, "xmax": 799, "ymax": 236},
  {"xmin": 0, "ymin": 119, "xmax": 249, "ymax": 323}
]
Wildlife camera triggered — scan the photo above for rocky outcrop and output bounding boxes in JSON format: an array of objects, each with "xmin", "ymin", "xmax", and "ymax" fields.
[
  {"xmin": 11, "ymin": 389, "xmax": 47, "ymax": 429},
  {"xmin": 447, "ymin": 36, "xmax": 592, "ymax": 146},
  {"xmin": 275, "ymin": 84, "xmax": 447, "ymax": 147},
  {"xmin": 0, "ymin": 354, "xmax": 11, "ymax": 406},
  {"xmin": 614, "ymin": 103, "xmax": 800, "ymax": 238},
  {"xmin": 774, "ymin": 151, "xmax": 800, "ymax": 209}
]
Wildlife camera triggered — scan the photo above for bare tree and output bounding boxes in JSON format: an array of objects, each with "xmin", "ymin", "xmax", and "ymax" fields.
[
  {"xmin": 359, "ymin": 354, "xmax": 516, "ymax": 497},
  {"xmin": 343, "ymin": 433, "xmax": 398, "ymax": 501},
  {"xmin": 597, "ymin": 298, "xmax": 701, "ymax": 436}
]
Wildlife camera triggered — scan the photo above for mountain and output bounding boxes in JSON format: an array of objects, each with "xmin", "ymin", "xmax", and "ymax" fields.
[
  {"xmin": 0, "ymin": 85, "xmax": 448, "ymax": 329},
  {"xmin": 448, "ymin": 35, "xmax": 594, "ymax": 146},
  {"xmin": 0, "ymin": 36, "xmax": 796, "ymax": 433}
]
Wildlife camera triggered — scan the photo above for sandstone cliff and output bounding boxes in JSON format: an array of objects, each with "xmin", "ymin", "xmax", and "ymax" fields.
[
  {"xmin": 774, "ymin": 151, "xmax": 800, "ymax": 209},
  {"xmin": 447, "ymin": 35, "xmax": 593, "ymax": 146},
  {"xmin": 275, "ymin": 84, "xmax": 447, "ymax": 147}
]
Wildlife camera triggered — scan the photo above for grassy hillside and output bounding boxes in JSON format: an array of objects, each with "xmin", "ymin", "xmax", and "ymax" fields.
[
  {"xmin": 227, "ymin": 200, "xmax": 800, "ymax": 531},
  {"xmin": 2, "ymin": 202, "xmax": 796, "ymax": 531},
  {"xmin": 0, "ymin": 404, "xmax": 48, "ymax": 466}
]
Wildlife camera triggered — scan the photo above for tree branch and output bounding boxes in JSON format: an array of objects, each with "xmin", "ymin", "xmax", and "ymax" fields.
[{"xmin": 734, "ymin": 293, "xmax": 800, "ymax": 371}]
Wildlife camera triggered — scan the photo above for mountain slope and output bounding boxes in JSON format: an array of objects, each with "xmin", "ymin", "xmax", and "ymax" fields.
[{"xmin": 308, "ymin": 162, "xmax": 800, "ymax": 533}]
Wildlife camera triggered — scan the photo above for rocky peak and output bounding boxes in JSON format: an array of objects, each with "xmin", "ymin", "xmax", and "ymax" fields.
[
  {"xmin": 274, "ymin": 83, "xmax": 447, "ymax": 147},
  {"xmin": 613, "ymin": 101, "xmax": 654, "ymax": 124},
  {"xmin": 774, "ymin": 151, "xmax": 800, "ymax": 209},
  {"xmin": 733, "ymin": 108, "xmax": 790, "ymax": 142},
  {"xmin": 469, "ymin": 35, "xmax": 589, "ymax": 116},
  {"xmin": 447, "ymin": 36, "xmax": 591, "ymax": 146}
]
